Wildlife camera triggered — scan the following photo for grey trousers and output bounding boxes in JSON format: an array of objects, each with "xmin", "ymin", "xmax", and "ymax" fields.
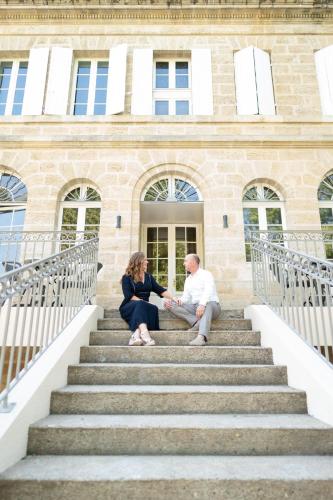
[{"xmin": 169, "ymin": 301, "xmax": 221, "ymax": 338}]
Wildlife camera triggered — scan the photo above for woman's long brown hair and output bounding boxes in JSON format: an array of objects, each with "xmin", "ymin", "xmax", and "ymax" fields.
[{"xmin": 124, "ymin": 252, "xmax": 146, "ymax": 282}]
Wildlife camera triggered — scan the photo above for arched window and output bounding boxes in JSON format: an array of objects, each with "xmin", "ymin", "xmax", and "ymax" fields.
[
  {"xmin": 318, "ymin": 172, "xmax": 333, "ymax": 259},
  {"xmin": 59, "ymin": 184, "xmax": 101, "ymax": 242},
  {"xmin": 242, "ymin": 183, "xmax": 285, "ymax": 261},
  {"xmin": 143, "ymin": 176, "xmax": 200, "ymax": 202},
  {"xmin": 0, "ymin": 171, "xmax": 27, "ymax": 272},
  {"xmin": 0, "ymin": 171, "xmax": 27, "ymax": 231}
]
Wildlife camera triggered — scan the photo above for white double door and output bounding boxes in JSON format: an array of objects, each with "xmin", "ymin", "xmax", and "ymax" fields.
[{"xmin": 142, "ymin": 224, "xmax": 202, "ymax": 296}]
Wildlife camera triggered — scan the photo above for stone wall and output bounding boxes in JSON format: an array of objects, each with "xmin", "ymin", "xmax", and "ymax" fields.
[{"xmin": 0, "ymin": 6, "xmax": 332, "ymax": 307}]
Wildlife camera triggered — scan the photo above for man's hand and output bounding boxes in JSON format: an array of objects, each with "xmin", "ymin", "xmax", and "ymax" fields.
[
  {"xmin": 196, "ymin": 305, "xmax": 206, "ymax": 319},
  {"xmin": 164, "ymin": 298, "xmax": 182, "ymax": 309}
]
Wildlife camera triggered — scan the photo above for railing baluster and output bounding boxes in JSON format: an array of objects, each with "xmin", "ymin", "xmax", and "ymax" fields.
[{"xmin": 0, "ymin": 237, "xmax": 99, "ymax": 412}]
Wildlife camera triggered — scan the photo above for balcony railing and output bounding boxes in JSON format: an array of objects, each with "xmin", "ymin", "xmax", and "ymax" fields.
[
  {"xmin": 0, "ymin": 237, "xmax": 99, "ymax": 412},
  {"xmin": 251, "ymin": 236, "xmax": 333, "ymax": 366},
  {"xmin": 0, "ymin": 230, "xmax": 98, "ymax": 275}
]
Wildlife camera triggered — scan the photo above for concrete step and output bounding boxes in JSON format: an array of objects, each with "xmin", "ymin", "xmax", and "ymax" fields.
[
  {"xmin": 79, "ymin": 346, "xmax": 273, "ymax": 365},
  {"xmin": 98, "ymin": 318, "xmax": 252, "ymax": 331},
  {"xmin": 2, "ymin": 455, "xmax": 333, "ymax": 500},
  {"xmin": 90, "ymin": 330, "xmax": 261, "ymax": 346},
  {"xmin": 50, "ymin": 385, "xmax": 307, "ymax": 415},
  {"xmin": 104, "ymin": 309, "xmax": 244, "ymax": 319},
  {"xmin": 27, "ymin": 414, "xmax": 333, "ymax": 456},
  {"xmin": 68, "ymin": 363, "xmax": 288, "ymax": 386}
]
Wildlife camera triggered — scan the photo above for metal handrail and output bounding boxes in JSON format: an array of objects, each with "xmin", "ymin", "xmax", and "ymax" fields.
[
  {"xmin": 251, "ymin": 236, "xmax": 333, "ymax": 366},
  {"xmin": 0, "ymin": 230, "xmax": 98, "ymax": 275},
  {"xmin": 248, "ymin": 230, "xmax": 333, "ymax": 261},
  {"xmin": 0, "ymin": 237, "xmax": 99, "ymax": 412}
]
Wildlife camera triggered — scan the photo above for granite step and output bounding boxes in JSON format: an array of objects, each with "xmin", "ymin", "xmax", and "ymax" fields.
[
  {"xmin": 68, "ymin": 363, "xmax": 288, "ymax": 386},
  {"xmin": 97, "ymin": 318, "xmax": 252, "ymax": 331},
  {"xmin": 104, "ymin": 309, "xmax": 244, "ymax": 319},
  {"xmin": 79, "ymin": 345, "xmax": 273, "ymax": 365},
  {"xmin": 50, "ymin": 385, "xmax": 307, "ymax": 415},
  {"xmin": 89, "ymin": 330, "xmax": 261, "ymax": 346},
  {"xmin": 27, "ymin": 414, "xmax": 333, "ymax": 456},
  {"xmin": 2, "ymin": 455, "xmax": 333, "ymax": 500}
]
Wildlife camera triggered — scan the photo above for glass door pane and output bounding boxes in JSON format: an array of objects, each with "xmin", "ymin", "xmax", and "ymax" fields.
[
  {"xmin": 175, "ymin": 226, "xmax": 197, "ymax": 292},
  {"xmin": 146, "ymin": 226, "xmax": 169, "ymax": 287}
]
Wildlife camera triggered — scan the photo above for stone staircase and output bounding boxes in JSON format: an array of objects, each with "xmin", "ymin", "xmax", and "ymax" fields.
[{"xmin": 1, "ymin": 309, "xmax": 333, "ymax": 499}]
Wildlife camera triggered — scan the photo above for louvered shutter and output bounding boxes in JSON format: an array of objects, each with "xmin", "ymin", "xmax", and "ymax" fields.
[
  {"xmin": 131, "ymin": 48, "xmax": 153, "ymax": 115},
  {"xmin": 22, "ymin": 47, "xmax": 49, "ymax": 115},
  {"xmin": 254, "ymin": 47, "xmax": 275, "ymax": 115},
  {"xmin": 191, "ymin": 48, "xmax": 214, "ymax": 115},
  {"xmin": 106, "ymin": 44, "xmax": 128, "ymax": 115},
  {"xmin": 234, "ymin": 46, "xmax": 258, "ymax": 115},
  {"xmin": 44, "ymin": 47, "xmax": 73, "ymax": 115}
]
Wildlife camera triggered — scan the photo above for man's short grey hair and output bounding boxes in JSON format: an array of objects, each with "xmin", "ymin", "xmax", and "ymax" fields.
[{"xmin": 186, "ymin": 253, "xmax": 200, "ymax": 265}]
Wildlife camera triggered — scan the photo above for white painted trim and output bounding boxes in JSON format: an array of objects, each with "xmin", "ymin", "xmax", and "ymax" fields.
[
  {"xmin": 106, "ymin": 44, "xmax": 127, "ymax": 115},
  {"xmin": 131, "ymin": 48, "xmax": 153, "ymax": 115},
  {"xmin": 244, "ymin": 305, "xmax": 333, "ymax": 426},
  {"xmin": 0, "ymin": 305, "xmax": 104, "ymax": 474},
  {"xmin": 44, "ymin": 47, "xmax": 73, "ymax": 115},
  {"xmin": 22, "ymin": 47, "xmax": 49, "ymax": 116}
]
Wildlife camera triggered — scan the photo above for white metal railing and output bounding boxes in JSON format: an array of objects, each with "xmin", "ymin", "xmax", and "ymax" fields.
[
  {"xmin": 251, "ymin": 236, "xmax": 333, "ymax": 366},
  {"xmin": 0, "ymin": 237, "xmax": 99, "ymax": 412},
  {"xmin": 0, "ymin": 230, "xmax": 98, "ymax": 275},
  {"xmin": 249, "ymin": 230, "xmax": 333, "ymax": 261}
]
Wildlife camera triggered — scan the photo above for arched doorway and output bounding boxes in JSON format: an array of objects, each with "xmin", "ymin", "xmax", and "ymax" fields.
[{"xmin": 140, "ymin": 175, "xmax": 203, "ymax": 295}]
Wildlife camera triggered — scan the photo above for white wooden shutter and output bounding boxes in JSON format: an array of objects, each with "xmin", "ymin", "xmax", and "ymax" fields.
[
  {"xmin": 44, "ymin": 47, "xmax": 73, "ymax": 115},
  {"xmin": 191, "ymin": 48, "xmax": 213, "ymax": 115},
  {"xmin": 22, "ymin": 47, "xmax": 49, "ymax": 115},
  {"xmin": 106, "ymin": 44, "xmax": 127, "ymax": 115},
  {"xmin": 131, "ymin": 48, "xmax": 153, "ymax": 115},
  {"xmin": 315, "ymin": 46, "xmax": 333, "ymax": 116},
  {"xmin": 253, "ymin": 47, "xmax": 275, "ymax": 115},
  {"xmin": 234, "ymin": 46, "xmax": 258, "ymax": 115}
]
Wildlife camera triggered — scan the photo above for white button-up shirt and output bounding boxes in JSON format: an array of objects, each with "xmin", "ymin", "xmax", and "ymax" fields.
[{"xmin": 180, "ymin": 268, "xmax": 219, "ymax": 306}]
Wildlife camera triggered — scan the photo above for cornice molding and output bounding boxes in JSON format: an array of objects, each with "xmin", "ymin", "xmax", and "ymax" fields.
[
  {"xmin": 0, "ymin": 2, "xmax": 332, "ymax": 22},
  {"xmin": 0, "ymin": 135, "xmax": 333, "ymax": 149}
]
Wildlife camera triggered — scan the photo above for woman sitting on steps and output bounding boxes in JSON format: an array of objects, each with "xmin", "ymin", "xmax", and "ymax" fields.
[{"xmin": 119, "ymin": 252, "xmax": 175, "ymax": 346}]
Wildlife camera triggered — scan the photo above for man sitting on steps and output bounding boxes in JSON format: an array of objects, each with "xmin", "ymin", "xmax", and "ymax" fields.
[{"xmin": 164, "ymin": 253, "xmax": 221, "ymax": 346}]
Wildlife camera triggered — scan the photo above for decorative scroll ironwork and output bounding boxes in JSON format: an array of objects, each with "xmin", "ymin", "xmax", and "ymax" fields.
[
  {"xmin": 0, "ymin": 237, "xmax": 99, "ymax": 411},
  {"xmin": 0, "ymin": 230, "xmax": 98, "ymax": 275},
  {"xmin": 251, "ymin": 236, "xmax": 333, "ymax": 366}
]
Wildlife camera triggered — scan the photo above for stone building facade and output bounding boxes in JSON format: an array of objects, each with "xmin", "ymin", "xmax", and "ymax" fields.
[{"xmin": 0, "ymin": 0, "xmax": 333, "ymax": 308}]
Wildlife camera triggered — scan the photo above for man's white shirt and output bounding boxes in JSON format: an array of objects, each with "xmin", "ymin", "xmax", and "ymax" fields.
[{"xmin": 180, "ymin": 268, "xmax": 219, "ymax": 306}]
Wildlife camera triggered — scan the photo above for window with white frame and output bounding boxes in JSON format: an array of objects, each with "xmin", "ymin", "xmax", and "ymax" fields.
[
  {"xmin": 0, "ymin": 171, "xmax": 27, "ymax": 272},
  {"xmin": 59, "ymin": 185, "xmax": 101, "ymax": 248},
  {"xmin": 234, "ymin": 46, "xmax": 276, "ymax": 116},
  {"xmin": 315, "ymin": 45, "xmax": 333, "ymax": 116},
  {"xmin": 72, "ymin": 60, "xmax": 109, "ymax": 116},
  {"xmin": 242, "ymin": 184, "xmax": 285, "ymax": 262},
  {"xmin": 318, "ymin": 172, "xmax": 333, "ymax": 260},
  {"xmin": 153, "ymin": 59, "xmax": 191, "ymax": 116},
  {"xmin": 0, "ymin": 60, "xmax": 28, "ymax": 116}
]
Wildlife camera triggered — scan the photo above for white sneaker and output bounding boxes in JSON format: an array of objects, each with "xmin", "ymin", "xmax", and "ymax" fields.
[
  {"xmin": 128, "ymin": 329, "xmax": 143, "ymax": 346},
  {"xmin": 189, "ymin": 335, "xmax": 206, "ymax": 346},
  {"xmin": 140, "ymin": 329, "xmax": 156, "ymax": 346}
]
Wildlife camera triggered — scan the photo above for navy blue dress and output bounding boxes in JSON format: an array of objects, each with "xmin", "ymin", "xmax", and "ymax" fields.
[{"xmin": 119, "ymin": 273, "xmax": 167, "ymax": 332}]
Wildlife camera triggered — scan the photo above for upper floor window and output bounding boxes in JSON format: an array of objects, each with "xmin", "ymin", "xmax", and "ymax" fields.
[
  {"xmin": 72, "ymin": 60, "xmax": 109, "ymax": 116},
  {"xmin": 153, "ymin": 59, "xmax": 191, "ymax": 116},
  {"xmin": 242, "ymin": 184, "xmax": 285, "ymax": 261},
  {"xmin": 234, "ymin": 46, "xmax": 275, "ymax": 116},
  {"xmin": 315, "ymin": 45, "xmax": 333, "ymax": 116},
  {"xmin": 0, "ymin": 61, "xmax": 28, "ymax": 116}
]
